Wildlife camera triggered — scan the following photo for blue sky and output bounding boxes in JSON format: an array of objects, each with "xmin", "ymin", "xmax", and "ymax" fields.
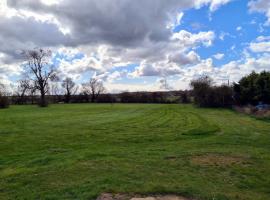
[
  {"xmin": 0, "ymin": 0, "xmax": 270, "ymax": 92},
  {"xmin": 176, "ymin": 0, "xmax": 269, "ymax": 64}
]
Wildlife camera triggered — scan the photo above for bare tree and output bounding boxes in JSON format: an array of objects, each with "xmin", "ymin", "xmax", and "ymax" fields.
[
  {"xmin": 61, "ymin": 77, "xmax": 78, "ymax": 103},
  {"xmin": 29, "ymin": 85, "xmax": 37, "ymax": 105},
  {"xmin": 0, "ymin": 83, "xmax": 10, "ymax": 108},
  {"xmin": 50, "ymin": 82, "xmax": 61, "ymax": 103},
  {"xmin": 82, "ymin": 78, "xmax": 105, "ymax": 102},
  {"xmin": 15, "ymin": 79, "xmax": 31, "ymax": 104},
  {"xmin": 0, "ymin": 83, "xmax": 8, "ymax": 95},
  {"xmin": 159, "ymin": 75, "xmax": 172, "ymax": 91},
  {"xmin": 23, "ymin": 48, "xmax": 57, "ymax": 107}
]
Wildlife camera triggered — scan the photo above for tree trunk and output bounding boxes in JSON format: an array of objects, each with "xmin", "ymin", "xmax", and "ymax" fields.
[
  {"xmin": 66, "ymin": 93, "xmax": 71, "ymax": 103},
  {"xmin": 39, "ymin": 88, "xmax": 47, "ymax": 107},
  {"xmin": 91, "ymin": 94, "xmax": 95, "ymax": 103}
]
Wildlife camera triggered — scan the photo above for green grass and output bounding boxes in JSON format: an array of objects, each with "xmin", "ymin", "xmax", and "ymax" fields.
[{"xmin": 0, "ymin": 104, "xmax": 270, "ymax": 200}]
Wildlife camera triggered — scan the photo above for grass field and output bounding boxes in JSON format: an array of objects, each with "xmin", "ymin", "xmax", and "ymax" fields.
[{"xmin": 0, "ymin": 104, "xmax": 270, "ymax": 200}]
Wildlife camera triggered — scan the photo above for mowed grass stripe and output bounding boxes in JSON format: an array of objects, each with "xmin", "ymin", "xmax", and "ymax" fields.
[{"xmin": 0, "ymin": 104, "xmax": 270, "ymax": 200}]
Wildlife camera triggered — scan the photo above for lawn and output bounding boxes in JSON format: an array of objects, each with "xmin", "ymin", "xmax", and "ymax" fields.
[{"xmin": 0, "ymin": 104, "xmax": 270, "ymax": 200}]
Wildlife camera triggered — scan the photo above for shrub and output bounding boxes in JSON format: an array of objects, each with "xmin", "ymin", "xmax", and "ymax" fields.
[
  {"xmin": 38, "ymin": 98, "xmax": 48, "ymax": 107},
  {"xmin": 0, "ymin": 95, "xmax": 10, "ymax": 109},
  {"xmin": 180, "ymin": 91, "xmax": 190, "ymax": 103},
  {"xmin": 233, "ymin": 71, "xmax": 270, "ymax": 105},
  {"xmin": 190, "ymin": 75, "xmax": 212, "ymax": 107},
  {"xmin": 190, "ymin": 76, "xmax": 233, "ymax": 107}
]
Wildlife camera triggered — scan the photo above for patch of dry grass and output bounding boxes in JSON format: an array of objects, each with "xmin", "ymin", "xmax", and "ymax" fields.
[
  {"xmin": 191, "ymin": 154, "xmax": 250, "ymax": 167},
  {"xmin": 97, "ymin": 193, "xmax": 193, "ymax": 200}
]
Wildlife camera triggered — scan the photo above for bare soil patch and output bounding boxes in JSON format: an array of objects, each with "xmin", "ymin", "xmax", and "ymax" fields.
[
  {"xmin": 96, "ymin": 193, "xmax": 194, "ymax": 200},
  {"xmin": 191, "ymin": 154, "xmax": 249, "ymax": 167}
]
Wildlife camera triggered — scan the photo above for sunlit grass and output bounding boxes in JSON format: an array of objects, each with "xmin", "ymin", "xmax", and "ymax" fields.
[{"xmin": 0, "ymin": 104, "xmax": 270, "ymax": 200}]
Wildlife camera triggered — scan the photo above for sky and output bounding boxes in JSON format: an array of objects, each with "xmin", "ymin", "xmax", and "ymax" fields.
[{"xmin": 0, "ymin": 0, "xmax": 270, "ymax": 93}]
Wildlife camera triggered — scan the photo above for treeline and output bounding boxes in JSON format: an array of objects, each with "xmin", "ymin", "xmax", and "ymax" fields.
[
  {"xmin": 190, "ymin": 76, "xmax": 233, "ymax": 107},
  {"xmin": 0, "ymin": 48, "xmax": 269, "ymax": 109},
  {"xmin": 190, "ymin": 71, "xmax": 270, "ymax": 108},
  {"xmin": 233, "ymin": 71, "xmax": 270, "ymax": 105},
  {"xmin": 7, "ymin": 91, "xmax": 190, "ymax": 105},
  {"xmin": 1, "ymin": 70, "xmax": 269, "ymax": 109}
]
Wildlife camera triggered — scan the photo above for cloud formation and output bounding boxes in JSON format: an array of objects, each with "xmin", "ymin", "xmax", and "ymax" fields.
[
  {"xmin": 0, "ymin": 0, "xmax": 269, "ymax": 92},
  {"xmin": 249, "ymin": 0, "xmax": 270, "ymax": 25}
]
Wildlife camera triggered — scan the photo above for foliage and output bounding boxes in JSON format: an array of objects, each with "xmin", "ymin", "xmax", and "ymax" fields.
[
  {"xmin": 0, "ymin": 94, "xmax": 9, "ymax": 108},
  {"xmin": 233, "ymin": 71, "xmax": 270, "ymax": 105},
  {"xmin": 190, "ymin": 76, "xmax": 233, "ymax": 107},
  {"xmin": 119, "ymin": 92, "xmax": 169, "ymax": 103},
  {"xmin": 0, "ymin": 83, "xmax": 9, "ymax": 108},
  {"xmin": 179, "ymin": 90, "xmax": 191, "ymax": 103}
]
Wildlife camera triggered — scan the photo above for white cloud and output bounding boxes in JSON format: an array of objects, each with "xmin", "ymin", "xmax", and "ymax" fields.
[
  {"xmin": 236, "ymin": 26, "xmax": 242, "ymax": 31},
  {"xmin": 208, "ymin": 0, "xmax": 233, "ymax": 11},
  {"xmin": 131, "ymin": 61, "xmax": 182, "ymax": 77},
  {"xmin": 194, "ymin": 0, "xmax": 233, "ymax": 12},
  {"xmin": 58, "ymin": 55, "xmax": 102, "ymax": 78},
  {"xmin": 93, "ymin": 70, "xmax": 128, "ymax": 83},
  {"xmin": 172, "ymin": 30, "xmax": 215, "ymax": 47},
  {"xmin": 256, "ymin": 35, "xmax": 270, "ymax": 41},
  {"xmin": 40, "ymin": 0, "xmax": 62, "ymax": 6},
  {"xmin": 54, "ymin": 29, "xmax": 215, "ymax": 80},
  {"xmin": 213, "ymin": 53, "xmax": 224, "ymax": 60},
  {"xmin": 172, "ymin": 53, "xmax": 270, "ymax": 90},
  {"xmin": 249, "ymin": 36, "xmax": 270, "ymax": 52},
  {"xmin": 1, "ymin": 0, "xmax": 261, "ymax": 92},
  {"xmin": 169, "ymin": 51, "xmax": 200, "ymax": 65},
  {"xmin": 167, "ymin": 12, "xmax": 184, "ymax": 29},
  {"xmin": 250, "ymin": 42, "xmax": 270, "ymax": 52},
  {"xmin": 248, "ymin": 0, "xmax": 270, "ymax": 25},
  {"xmin": 219, "ymin": 32, "xmax": 228, "ymax": 40},
  {"xmin": 219, "ymin": 53, "xmax": 270, "ymax": 82},
  {"xmin": 104, "ymin": 82, "xmax": 161, "ymax": 93}
]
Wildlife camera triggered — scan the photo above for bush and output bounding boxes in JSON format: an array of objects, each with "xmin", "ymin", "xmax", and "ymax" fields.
[
  {"xmin": 38, "ymin": 99, "xmax": 48, "ymax": 107},
  {"xmin": 233, "ymin": 71, "xmax": 270, "ymax": 105},
  {"xmin": 190, "ymin": 75, "xmax": 233, "ymax": 107},
  {"xmin": 211, "ymin": 85, "xmax": 234, "ymax": 107},
  {"xmin": 179, "ymin": 91, "xmax": 190, "ymax": 103},
  {"xmin": 190, "ymin": 76, "xmax": 213, "ymax": 107},
  {"xmin": 0, "ymin": 95, "xmax": 10, "ymax": 109}
]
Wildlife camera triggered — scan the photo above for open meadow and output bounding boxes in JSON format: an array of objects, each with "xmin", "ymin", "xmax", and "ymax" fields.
[{"xmin": 0, "ymin": 104, "xmax": 270, "ymax": 200}]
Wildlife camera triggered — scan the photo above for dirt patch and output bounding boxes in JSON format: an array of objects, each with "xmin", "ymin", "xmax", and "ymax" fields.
[
  {"xmin": 234, "ymin": 105, "xmax": 270, "ymax": 118},
  {"xmin": 164, "ymin": 156, "xmax": 178, "ymax": 161},
  {"xmin": 191, "ymin": 154, "xmax": 249, "ymax": 167},
  {"xmin": 96, "ymin": 193, "xmax": 130, "ymax": 200},
  {"xmin": 131, "ymin": 195, "xmax": 193, "ymax": 200},
  {"xmin": 96, "ymin": 193, "xmax": 194, "ymax": 200}
]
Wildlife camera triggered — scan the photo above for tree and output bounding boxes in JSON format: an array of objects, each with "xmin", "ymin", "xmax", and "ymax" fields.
[
  {"xmin": 256, "ymin": 71, "xmax": 270, "ymax": 103},
  {"xmin": 0, "ymin": 83, "xmax": 9, "ymax": 108},
  {"xmin": 23, "ymin": 48, "xmax": 57, "ymax": 107},
  {"xmin": 61, "ymin": 77, "xmax": 77, "ymax": 103},
  {"xmin": 180, "ymin": 90, "xmax": 190, "ymax": 104},
  {"xmin": 15, "ymin": 79, "xmax": 31, "ymax": 104},
  {"xmin": 190, "ymin": 76, "xmax": 213, "ymax": 107},
  {"xmin": 50, "ymin": 82, "xmax": 62, "ymax": 103},
  {"xmin": 213, "ymin": 85, "xmax": 233, "ymax": 107},
  {"xmin": 82, "ymin": 78, "xmax": 105, "ymax": 102},
  {"xmin": 190, "ymin": 75, "xmax": 233, "ymax": 107},
  {"xmin": 29, "ymin": 84, "xmax": 37, "ymax": 105},
  {"xmin": 233, "ymin": 71, "xmax": 270, "ymax": 105}
]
